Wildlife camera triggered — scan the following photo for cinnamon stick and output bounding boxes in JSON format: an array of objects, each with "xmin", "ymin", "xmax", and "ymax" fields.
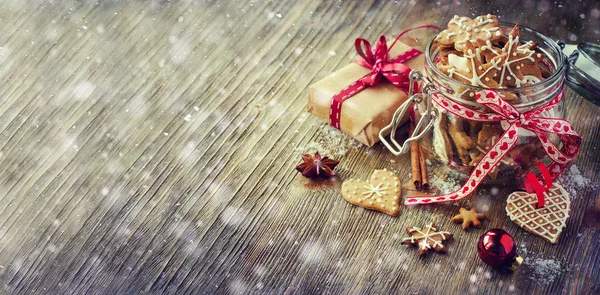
[
  {"xmin": 409, "ymin": 122, "xmax": 422, "ymax": 190},
  {"xmin": 419, "ymin": 144, "xmax": 429, "ymax": 190}
]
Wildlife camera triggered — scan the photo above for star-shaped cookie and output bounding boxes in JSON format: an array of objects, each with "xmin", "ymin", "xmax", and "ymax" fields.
[
  {"xmin": 479, "ymin": 24, "xmax": 545, "ymax": 87},
  {"xmin": 451, "ymin": 208, "xmax": 486, "ymax": 230}
]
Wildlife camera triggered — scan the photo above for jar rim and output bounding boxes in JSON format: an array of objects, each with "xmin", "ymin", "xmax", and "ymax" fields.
[{"xmin": 425, "ymin": 22, "xmax": 565, "ymax": 108}]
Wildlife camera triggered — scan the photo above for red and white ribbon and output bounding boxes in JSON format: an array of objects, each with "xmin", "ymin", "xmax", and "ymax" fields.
[
  {"xmin": 405, "ymin": 88, "xmax": 581, "ymax": 205},
  {"xmin": 329, "ymin": 25, "xmax": 440, "ymax": 130}
]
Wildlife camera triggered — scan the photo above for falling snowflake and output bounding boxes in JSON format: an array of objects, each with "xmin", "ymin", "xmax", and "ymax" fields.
[
  {"xmin": 220, "ymin": 206, "xmax": 249, "ymax": 227},
  {"xmin": 299, "ymin": 241, "xmax": 325, "ymax": 264},
  {"xmin": 171, "ymin": 39, "xmax": 191, "ymax": 64},
  {"xmin": 228, "ymin": 279, "xmax": 248, "ymax": 295},
  {"xmin": 72, "ymin": 81, "xmax": 96, "ymax": 101}
]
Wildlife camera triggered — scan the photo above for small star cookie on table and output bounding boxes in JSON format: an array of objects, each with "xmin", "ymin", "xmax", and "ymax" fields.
[
  {"xmin": 451, "ymin": 207, "xmax": 486, "ymax": 230},
  {"xmin": 341, "ymin": 169, "xmax": 401, "ymax": 216},
  {"xmin": 401, "ymin": 222, "xmax": 453, "ymax": 255}
]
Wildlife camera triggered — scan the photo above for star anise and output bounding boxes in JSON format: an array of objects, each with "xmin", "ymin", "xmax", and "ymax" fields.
[{"xmin": 295, "ymin": 151, "xmax": 339, "ymax": 178}]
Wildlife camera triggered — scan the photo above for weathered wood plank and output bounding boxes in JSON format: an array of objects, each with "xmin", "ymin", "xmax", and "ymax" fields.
[{"xmin": 0, "ymin": 0, "xmax": 597, "ymax": 294}]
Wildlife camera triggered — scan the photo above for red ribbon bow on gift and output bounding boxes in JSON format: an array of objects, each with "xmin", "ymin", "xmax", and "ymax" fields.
[
  {"xmin": 352, "ymin": 36, "xmax": 415, "ymax": 88},
  {"xmin": 329, "ymin": 25, "xmax": 440, "ymax": 130},
  {"xmin": 406, "ymin": 88, "xmax": 581, "ymax": 205}
]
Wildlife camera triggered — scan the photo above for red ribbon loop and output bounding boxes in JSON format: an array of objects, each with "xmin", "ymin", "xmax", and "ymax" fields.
[
  {"xmin": 406, "ymin": 89, "xmax": 581, "ymax": 205},
  {"xmin": 524, "ymin": 163, "xmax": 553, "ymax": 208},
  {"xmin": 329, "ymin": 25, "xmax": 441, "ymax": 130}
]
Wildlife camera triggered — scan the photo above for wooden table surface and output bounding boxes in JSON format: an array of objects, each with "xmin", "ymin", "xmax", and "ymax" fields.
[{"xmin": 0, "ymin": 0, "xmax": 598, "ymax": 294}]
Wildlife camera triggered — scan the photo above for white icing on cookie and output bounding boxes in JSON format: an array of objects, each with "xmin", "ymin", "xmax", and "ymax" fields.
[
  {"xmin": 448, "ymin": 54, "xmax": 468, "ymax": 70},
  {"xmin": 447, "ymin": 15, "xmax": 501, "ymax": 47},
  {"xmin": 481, "ymin": 27, "xmax": 499, "ymax": 38},
  {"xmin": 498, "ymin": 35, "xmax": 538, "ymax": 87},
  {"xmin": 449, "ymin": 15, "xmax": 470, "ymax": 27},
  {"xmin": 475, "ymin": 15, "xmax": 494, "ymax": 26},
  {"xmin": 447, "ymin": 47, "xmax": 502, "ymax": 87},
  {"xmin": 523, "ymin": 75, "xmax": 541, "ymax": 84}
]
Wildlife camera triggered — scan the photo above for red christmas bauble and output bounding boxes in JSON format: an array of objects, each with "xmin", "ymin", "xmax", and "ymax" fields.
[{"xmin": 478, "ymin": 229, "xmax": 518, "ymax": 269}]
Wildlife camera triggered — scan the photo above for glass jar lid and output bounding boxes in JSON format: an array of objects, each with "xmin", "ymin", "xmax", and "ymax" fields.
[{"xmin": 565, "ymin": 42, "xmax": 600, "ymax": 105}]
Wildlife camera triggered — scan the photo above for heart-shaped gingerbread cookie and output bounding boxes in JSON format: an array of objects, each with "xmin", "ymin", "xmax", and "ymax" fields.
[
  {"xmin": 341, "ymin": 169, "xmax": 401, "ymax": 216},
  {"xmin": 505, "ymin": 183, "xmax": 570, "ymax": 244}
]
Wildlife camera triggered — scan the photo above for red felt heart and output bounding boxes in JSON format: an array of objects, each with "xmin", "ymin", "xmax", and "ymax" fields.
[
  {"xmin": 479, "ymin": 114, "xmax": 488, "ymax": 119},
  {"xmin": 475, "ymin": 169, "xmax": 482, "ymax": 177},
  {"xmin": 500, "ymin": 142, "xmax": 509, "ymax": 150},
  {"xmin": 450, "ymin": 196, "xmax": 459, "ymax": 200},
  {"xmin": 452, "ymin": 104, "xmax": 461, "ymax": 111},
  {"xmin": 558, "ymin": 156, "xmax": 566, "ymax": 162},
  {"xmin": 482, "ymin": 162, "xmax": 490, "ymax": 170},
  {"xmin": 470, "ymin": 180, "xmax": 476, "ymax": 187},
  {"xmin": 490, "ymin": 151, "xmax": 498, "ymax": 159},
  {"xmin": 486, "ymin": 92, "xmax": 495, "ymax": 98},
  {"xmin": 465, "ymin": 110, "xmax": 474, "ymax": 118},
  {"xmin": 476, "ymin": 93, "xmax": 481, "ymax": 100},
  {"xmin": 563, "ymin": 125, "xmax": 569, "ymax": 132},
  {"xmin": 442, "ymin": 100, "xmax": 449, "ymax": 106},
  {"xmin": 508, "ymin": 130, "xmax": 517, "ymax": 139},
  {"xmin": 547, "ymin": 146, "xmax": 555, "ymax": 155},
  {"xmin": 436, "ymin": 197, "xmax": 446, "ymax": 201},
  {"xmin": 422, "ymin": 199, "xmax": 431, "ymax": 203}
]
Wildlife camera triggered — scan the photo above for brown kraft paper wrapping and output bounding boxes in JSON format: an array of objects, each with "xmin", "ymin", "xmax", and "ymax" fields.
[{"xmin": 307, "ymin": 41, "xmax": 424, "ymax": 146}]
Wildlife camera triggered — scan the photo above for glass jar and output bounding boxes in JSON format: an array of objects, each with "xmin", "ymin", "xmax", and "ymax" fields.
[{"xmin": 415, "ymin": 23, "xmax": 566, "ymax": 182}]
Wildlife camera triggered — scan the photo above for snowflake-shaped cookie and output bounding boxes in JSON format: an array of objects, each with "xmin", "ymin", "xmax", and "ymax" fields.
[
  {"xmin": 479, "ymin": 24, "xmax": 545, "ymax": 87},
  {"xmin": 401, "ymin": 222, "xmax": 453, "ymax": 255},
  {"xmin": 438, "ymin": 41, "xmax": 505, "ymax": 88}
]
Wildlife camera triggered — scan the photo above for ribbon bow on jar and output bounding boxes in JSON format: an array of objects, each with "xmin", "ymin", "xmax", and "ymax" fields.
[{"xmin": 406, "ymin": 89, "xmax": 581, "ymax": 205}]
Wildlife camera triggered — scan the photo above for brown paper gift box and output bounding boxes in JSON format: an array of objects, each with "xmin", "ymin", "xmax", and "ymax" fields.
[{"xmin": 307, "ymin": 41, "xmax": 424, "ymax": 147}]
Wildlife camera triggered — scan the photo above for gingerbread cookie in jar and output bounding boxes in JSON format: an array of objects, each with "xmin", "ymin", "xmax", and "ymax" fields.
[{"xmin": 380, "ymin": 14, "xmax": 583, "ymax": 205}]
